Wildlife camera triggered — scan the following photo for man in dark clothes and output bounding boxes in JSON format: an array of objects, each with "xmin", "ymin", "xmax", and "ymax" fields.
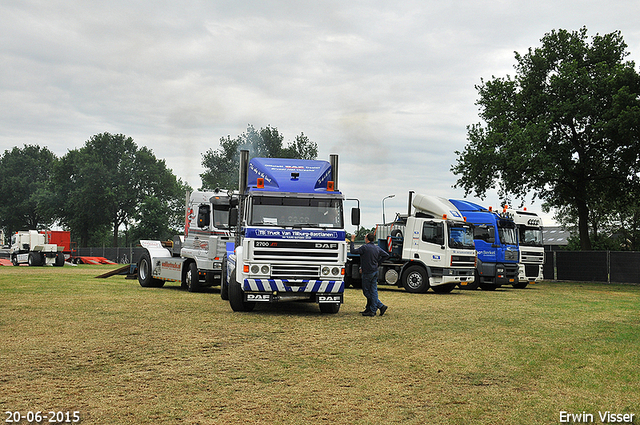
[{"xmin": 349, "ymin": 232, "xmax": 390, "ymax": 316}]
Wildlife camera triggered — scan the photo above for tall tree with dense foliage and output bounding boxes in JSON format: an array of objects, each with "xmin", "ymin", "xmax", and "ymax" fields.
[
  {"xmin": 452, "ymin": 27, "xmax": 640, "ymax": 250},
  {"xmin": 0, "ymin": 145, "xmax": 57, "ymax": 234},
  {"xmin": 52, "ymin": 133, "xmax": 188, "ymax": 247},
  {"xmin": 200, "ymin": 124, "xmax": 318, "ymax": 190}
]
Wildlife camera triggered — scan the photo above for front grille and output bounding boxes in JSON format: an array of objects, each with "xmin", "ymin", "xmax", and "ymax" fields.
[
  {"xmin": 253, "ymin": 240, "xmax": 340, "ymax": 264},
  {"xmin": 271, "ymin": 264, "xmax": 321, "ymax": 279},
  {"xmin": 525, "ymin": 264, "xmax": 540, "ymax": 278},
  {"xmin": 252, "ymin": 240, "xmax": 341, "ymax": 280},
  {"xmin": 451, "ymin": 255, "xmax": 476, "ymax": 267},
  {"xmin": 521, "ymin": 250, "xmax": 544, "ymax": 264},
  {"xmin": 505, "ymin": 250, "xmax": 518, "ymax": 261}
]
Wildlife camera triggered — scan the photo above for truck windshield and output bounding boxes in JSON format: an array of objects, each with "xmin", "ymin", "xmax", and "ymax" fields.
[
  {"xmin": 519, "ymin": 226, "xmax": 543, "ymax": 247},
  {"xmin": 448, "ymin": 225, "xmax": 475, "ymax": 249},
  {"xmin": 213, "ymin": 204, "xmax": 230, "ymax": 229},
  {"xmin": 498, "ymin": 226, "xmax": 518, "ymax": 245},
  {"xmin": 250, "ymin": 196, "xmax": 343, "ymax": 228}
]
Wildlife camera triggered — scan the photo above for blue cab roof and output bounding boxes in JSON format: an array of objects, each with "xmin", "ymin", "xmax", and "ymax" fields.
[
  {"xmin": 247, "ymin": 157, "xmax": 340, "ymax": 194},
  {"xmin": 448, "ymin": 199, "xmax": 489, "ymax": 212}
]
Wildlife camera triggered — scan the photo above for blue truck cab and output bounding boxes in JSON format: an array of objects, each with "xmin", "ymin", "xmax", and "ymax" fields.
[
  {"xmin": 449, "ymin": 199, "xmax": 519, "ymax": 290},
  {"xmin": 223, "ymin": 150, "xmax": 355, "ymax": 313}
]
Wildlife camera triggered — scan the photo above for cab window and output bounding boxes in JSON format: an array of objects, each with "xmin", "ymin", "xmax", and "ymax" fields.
[{"xmin": 422, "ymin": 221, "xmax": 444, "ymax": 245}]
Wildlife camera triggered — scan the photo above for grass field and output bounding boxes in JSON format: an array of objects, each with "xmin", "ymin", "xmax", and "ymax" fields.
[{"xmin": 1, "ymin": 265, "xmax": 639, "ymax": 424}]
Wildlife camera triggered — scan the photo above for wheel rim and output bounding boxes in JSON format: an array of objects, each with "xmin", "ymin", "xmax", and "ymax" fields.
[
  {"xmin": 139, "ymin": 259, "xmax": 148, "ymax": 280},
  {"xmin": 406, "ymin": 271, "xmax": 423, "ymax": 290}
]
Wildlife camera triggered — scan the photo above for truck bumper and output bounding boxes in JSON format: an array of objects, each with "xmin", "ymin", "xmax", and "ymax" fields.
[{"xmin": 243, "ymin": 279, "xmax": 344, "ymax": 294}]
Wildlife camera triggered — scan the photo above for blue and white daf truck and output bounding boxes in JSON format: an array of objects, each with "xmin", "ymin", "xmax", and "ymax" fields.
[
  {"xmin": 346, "ymin": 193, "xmax": 477, "ymax": 294},
  {"xmin": 449, "ymin": 199, "xmax": 519, "ymax": 290},
  {"xmin": 223, "ymin": 150, "xmax": 356, "ymax": 314}
]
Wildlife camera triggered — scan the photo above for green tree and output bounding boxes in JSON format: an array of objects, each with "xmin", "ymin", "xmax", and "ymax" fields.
[
  {"xmin": 53, "ymin": 133, "xmax": 188, "ymax": 247},
  {"xmin": 452, "ymin": 28, "xmax": 640, "ymax": 250},
  {"xmin": 0, "ymin": 145, "xmax": 57, "ymax": 235},
  {"xmin": 200, "ymin": 124, "xmax": 318, "ymax": 190}
]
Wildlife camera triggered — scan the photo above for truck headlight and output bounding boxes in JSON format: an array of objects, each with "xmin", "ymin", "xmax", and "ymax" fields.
[
  {"xmin": 331, "ymin": 267, "xmax": 340, "ymax": 276},
  {"xmin": 261, "ymin": 265, "xmax": 270, "ymax": 274},
  {"xmin": 322, "ymin": 267, "xmax": 330, "ymax": 276},
  {"xmin": 251, "ymin": 265, "xmax": 260, "ymax": 274}
]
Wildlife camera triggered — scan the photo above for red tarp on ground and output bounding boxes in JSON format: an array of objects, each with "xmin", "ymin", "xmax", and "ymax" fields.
[
  {"xmin": 75, "ymin": 257, "xmax": 117, "ymax": 265},
  {"xmin": 0, "ymin": 259, "xmax": 13, "ymax": 266}
]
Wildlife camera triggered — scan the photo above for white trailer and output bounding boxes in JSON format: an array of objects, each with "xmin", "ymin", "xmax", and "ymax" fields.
[
  {"xmin": 10, "ymin": 230, "xmax": 65, "ymax": 266},
  {"xmin": 137, "ymin": 190, "xmax": 233, "ymax": 291}
]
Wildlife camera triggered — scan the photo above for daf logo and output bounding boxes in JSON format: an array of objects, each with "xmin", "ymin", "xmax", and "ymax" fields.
[
  {"xmin": 246, "ymin": 294, "xmax": 270, "ymax": 301},
  {"xmin": 315, "ymin": 243, "xmax": 337, "ymax": 249},
  {"xmin": 527, "ymin": 218, "xmax": 541, "ymax": 226},
  {"xmin": 318, "ymin": 295, "xmax": 341, "ymax": 302}
]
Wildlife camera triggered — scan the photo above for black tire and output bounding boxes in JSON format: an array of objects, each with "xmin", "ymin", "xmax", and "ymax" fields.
[
  {"xmin": 319, "ymin": 303, "xmax": 341, "ymax": 314},
  {"xmin": 138, "ymin": 251, "xmax": 164, "ymax": 287},
  {"xmin": 11, "ymin": 255, "xmax": 18, "ymax": 266},
  {"xmin": 228, "ymin": 271, "xmax": 255, "ymax": 312},
  {"xmin": 186, "ymin": 262, "xmax": 200, "ymax": 292},
  {"xmin": 432, "ymin": 283, "xmax": 456, "ymax": 294},
  {"xmin": 402, "ymin": 265, "xmax": 429, "ymax": 293},
  {"xmin": 220, "ymin": 257, "xmax": 229, "ymax": 300},
  {"xmin": 480, "ymin": 284, "xmax": 499, "ymax": 291},
  {"xmin": 512, "ymin": 281, "xmax": 529, "ymax": 289},
  {"xmin": 390, "ymin": 229, "xmax": 403, "ymax": 238},
  {"xmin": 54, "ymin": 253, "xmax": 65, "ymax": 267},
  {"xmin": 28, "ymin": 252, "xmax": 42, "ymax": 267}
]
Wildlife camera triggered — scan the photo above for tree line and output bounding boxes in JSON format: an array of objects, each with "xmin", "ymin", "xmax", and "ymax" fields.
[
  {"xmin": 0, "ymin": 125, "xmax": 317, "ymax": 247},
  {"xmin": 452, "ymin": 27, "xmax": 640, "ymax": 251}
]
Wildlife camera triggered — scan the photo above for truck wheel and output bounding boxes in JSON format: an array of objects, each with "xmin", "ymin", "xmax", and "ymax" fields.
[
  {"xmin": 402, "ymin": 265, "xmax": 429, "ymax": 293},
  {"xmin": 432, "ymin": 283, "xmax": 456, "ymax": 294},
  {"xmin": 512, "ymin": 281, "xmax": 529, "ymax": 289},
  {"xmin": 319, "ymin": 303, "xmax": 340, "ymax": 314},
  {"xmin": 11, "ymin": 255, "xmax": 18, "ymax": 266},
  {"xmin": 138, "ymin": 252, "xmax": 164, "ymax": 287},
  {"xmin": 28, "ymin": 252, "xmax": 42, "ymax": 266},
  {"xmin": 54, "ymin": 253, "xmax": 65, "ymax": 267},
  {"xmin": 186, "ymin": 262, "xmax": 200, "ymax": 292},
  {"xmin": 479, "ymin": 284, "xmax": 498, "ymax": 291},
  {"xmin": 228, "ymin": 271, "xmax": 255, "ymax": 312}
]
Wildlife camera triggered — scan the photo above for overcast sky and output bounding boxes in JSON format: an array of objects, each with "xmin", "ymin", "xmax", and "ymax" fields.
[{"xmin": 2, "ymin": 0, "xmax": 639, "ymax": 229}]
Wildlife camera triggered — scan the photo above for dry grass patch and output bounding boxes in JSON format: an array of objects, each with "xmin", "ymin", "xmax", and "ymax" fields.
[{"xmin": 1, "ymin": 266, "xmax": 638, "ymax": 424}]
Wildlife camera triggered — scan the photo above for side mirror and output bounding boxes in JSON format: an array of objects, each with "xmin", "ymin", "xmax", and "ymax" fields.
[
  {"xmin": 229, "ymin": 207, "xmax": 238, "ymax": 227},
  {"xmin": 351, "ymin": 208, "xmax": 360, "ymax": 226}
]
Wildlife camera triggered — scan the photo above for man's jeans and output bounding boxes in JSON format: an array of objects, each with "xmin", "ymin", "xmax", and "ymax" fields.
[{"xmin": 362, "ymin": 271, "xmax": 383, "ymax": 313}]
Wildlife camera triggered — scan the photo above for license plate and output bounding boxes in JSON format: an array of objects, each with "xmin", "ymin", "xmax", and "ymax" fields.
[{"xmin": 460, "ymin": 281, "xmax": 468, "ymax": 286}]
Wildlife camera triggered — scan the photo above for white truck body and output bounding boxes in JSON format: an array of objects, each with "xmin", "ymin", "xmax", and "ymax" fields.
[
  {"xmin": 509, "ymin": 208, "xmax": 544, "ymax": 285},
  {"xmin": 137, "ymin": 190, "xmax": 232, "ymax": 291},
  {"xmin": 348, "ymin": 193, "xmax": 476, "ymax": 293},
  {"xmin": 10, "ymin": 230, "xmax": 65, "ymax": 266}
]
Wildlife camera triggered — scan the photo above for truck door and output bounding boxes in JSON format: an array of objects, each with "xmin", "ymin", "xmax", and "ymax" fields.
[
  {"xmin": 405, "ymin": 219, "xmax": 446, "ymax": 266},
  {"xmin": 473, "ymin": 224, "xmax": 497, "ymax": 262}
]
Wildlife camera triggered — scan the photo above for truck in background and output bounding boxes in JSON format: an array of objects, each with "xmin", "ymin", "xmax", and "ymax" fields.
[
  {"xmin": 449, "ymin": 200, "xmax": 519, "ymax": 290},
  {"xmin": 508, "ymin": 208, "xmax": 544, "ymax": 288},
  {"xmin": 137, "ymin": 189, "xmax": 232, "ymax": 291},
  {"xmin": 346, "ymin": 192, "xmax": 477, "ymax": 294},
  {"xmin": 223, "ymin": 150, "xmax": 356, "ymax": 313},
  {"xmin": 10, "ymin": 230, "xmax": 65, "ymax": 266}
]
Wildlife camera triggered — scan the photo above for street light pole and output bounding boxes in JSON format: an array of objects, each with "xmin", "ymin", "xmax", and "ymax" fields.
[{"xmin": 382, "ymin": 194, "xmax": 395, "ymax": 224}]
